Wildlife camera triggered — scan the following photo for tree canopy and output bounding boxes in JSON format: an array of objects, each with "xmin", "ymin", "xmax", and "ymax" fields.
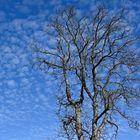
[{"xmin": 33, "ymin": 6, "xmax": 140, "ymax": 140}]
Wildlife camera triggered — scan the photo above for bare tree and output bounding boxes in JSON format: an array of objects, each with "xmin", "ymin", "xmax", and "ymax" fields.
[{"xmin": 33, "ymin": 6, "xmax": 140, "ymax": 140}]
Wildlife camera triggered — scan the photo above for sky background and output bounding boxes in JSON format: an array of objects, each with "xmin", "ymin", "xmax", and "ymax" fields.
[{"xmin": 0, "ymin": 0, "xmax": 140, "ymax": 140}]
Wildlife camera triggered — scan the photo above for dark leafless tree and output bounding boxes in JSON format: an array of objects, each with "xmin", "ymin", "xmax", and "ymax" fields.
[{"xmin": 32, "ymin": 6, "xmax": 140, "ymax": 140}]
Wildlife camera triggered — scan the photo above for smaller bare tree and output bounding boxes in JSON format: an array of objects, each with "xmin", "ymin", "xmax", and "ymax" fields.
[{"xmin": 32, "ymin": 6, "xmax": 140, "ymax": 140}]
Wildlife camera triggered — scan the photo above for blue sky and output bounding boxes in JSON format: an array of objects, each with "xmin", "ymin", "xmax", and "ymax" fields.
[{"xmin": 0, "ymin": 0, "xmax": 140, "ymax": 140}]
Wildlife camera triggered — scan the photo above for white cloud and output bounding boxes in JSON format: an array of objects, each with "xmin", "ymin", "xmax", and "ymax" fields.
[
  {"xmin": 7, "ymin": 80, "xmax": 16, "ymax": 88},
  {"xmin": 22, "ymin": 0, "xmax": 44, "ymax": 6},
  {"xmin": 16, "ymin": 5, "xmax": 30, "ymax": 14},
  {"xmin": 0, "ymin": 11, "xmax": 6, "ymax": 21}
]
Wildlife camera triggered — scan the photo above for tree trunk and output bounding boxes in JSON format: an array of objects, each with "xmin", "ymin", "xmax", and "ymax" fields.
[
  {"xmin": 91, "ymin": 99, "xmax": 99, "ymax": 140},
  {"xmin": 90, "ymin": 135, "xmax": 98, "ymax": 140},
  {"xmin": 90, "ymin": 121, "xmax": 99, "ymax": 140},
  {"xmin": 75, "ymin": 106, "xmax": 84, "ymax": 140}
]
